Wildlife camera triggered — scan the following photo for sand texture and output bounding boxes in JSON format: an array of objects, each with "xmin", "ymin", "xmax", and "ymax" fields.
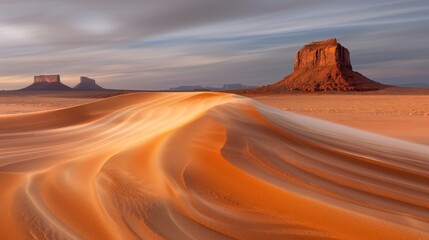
[
  {"xmin": 0, "ymin": 92, "xmax": 429, "ymax": 239},
  {"xmin": 253, "ymin": 93, "xmax": 429, "ymax": 145},
  {"xmin": 0, "ymin": 91, "xmax": 126, "ymax": 114}
]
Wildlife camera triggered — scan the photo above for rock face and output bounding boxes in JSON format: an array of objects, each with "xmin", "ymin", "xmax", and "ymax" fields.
[
  {"xmin": 34, "ymin": 75, "xmax": 61, "ymax": 83},
  {"xmin": 74, "ymin": 77, "xmax": 104, "ymax": 90},
  {"xmin": 22, "ymin": 75, "xmax": 72, "ymax": 91},
  {"xmin": 258, "ymin": 38, "xmax": 387, "ymax": 92},
  {"xmin": 294, "ymin": 38, "xmax": 352, "ymax": 70}
]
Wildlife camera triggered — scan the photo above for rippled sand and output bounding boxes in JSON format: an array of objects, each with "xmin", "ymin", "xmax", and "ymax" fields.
[{"xmin": 0, "ymin": 92, "xmax": 428, "ymax": 239}]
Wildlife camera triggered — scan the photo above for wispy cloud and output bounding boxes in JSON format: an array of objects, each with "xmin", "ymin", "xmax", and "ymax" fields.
[{"xmin": 0, "ymin": 0, "xmax": 428, "ymax": 89}]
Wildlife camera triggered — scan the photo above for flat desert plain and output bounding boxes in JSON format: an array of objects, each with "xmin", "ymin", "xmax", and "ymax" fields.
[
  {"xmin": 250, "ymin": 88, "xmax": 429, "ymax": 145},
  {"xmin": 0, "ymin": 91, "xmax": 128, "ymax": 114},
  {"xmin": 0, "ymin": 89, "xmax": 428, "ymax": 239}
]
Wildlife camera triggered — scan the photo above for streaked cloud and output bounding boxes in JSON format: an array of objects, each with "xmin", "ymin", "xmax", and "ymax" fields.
[{"xmin": 0, "ymin": 0, "xmax": 428, "ymax": 90}]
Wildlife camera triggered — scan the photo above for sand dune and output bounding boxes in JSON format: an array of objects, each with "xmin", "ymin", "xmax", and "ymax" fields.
[{"xmin": 0, "ymin": 92, "xmax": 428, "ymax": 240}]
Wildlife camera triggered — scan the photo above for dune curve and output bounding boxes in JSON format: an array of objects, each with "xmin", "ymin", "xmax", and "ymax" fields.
[{"xmin": 0, "ymin": 92, "xmax": 428, "ymax": 240}]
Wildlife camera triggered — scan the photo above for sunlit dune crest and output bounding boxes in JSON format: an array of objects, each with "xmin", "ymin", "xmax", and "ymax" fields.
[{"xmin": 0, "ymin": 92, "xmax": 428, "ymax": 240}]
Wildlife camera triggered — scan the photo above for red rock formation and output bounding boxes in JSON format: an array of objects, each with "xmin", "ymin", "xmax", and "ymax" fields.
[
  {"xmin": 22, "ymin": 75, "xmax": 72, "ymax": 91},
  {"xmin": 293, "ymin": 39, "xmax": 352, "ymax": 70},
  {"xmin": 254, "ymin": 38, "xmax": 388, "ymax": 92},
  {"xmin": 34, "ymin": 75, "xmax": 61, "ymax": 83}
]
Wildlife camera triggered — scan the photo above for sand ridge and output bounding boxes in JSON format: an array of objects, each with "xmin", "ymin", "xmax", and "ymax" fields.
[{"xmin": 0, "ymin": 92, "xmax": 428, "ymax": 239}]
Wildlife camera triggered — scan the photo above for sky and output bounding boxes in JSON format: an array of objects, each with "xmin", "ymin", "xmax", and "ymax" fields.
[{"xmin": 0, "ymin": 0, "xmax": 428, "ymax": 90}]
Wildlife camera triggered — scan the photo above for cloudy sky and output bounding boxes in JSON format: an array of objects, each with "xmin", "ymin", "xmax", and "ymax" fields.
[{"xmin": 0, "ymin": 0, "xmax": 428, "ymax": 90}]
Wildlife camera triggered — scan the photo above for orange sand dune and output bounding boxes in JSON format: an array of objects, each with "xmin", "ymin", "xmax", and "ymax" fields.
[{"xmin": 0, "ymin": 92, "xmax": 428, "ymax": 240}]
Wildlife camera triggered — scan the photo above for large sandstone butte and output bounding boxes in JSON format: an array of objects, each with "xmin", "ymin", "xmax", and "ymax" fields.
[
  {"xmin": 74, "ymin": 77, "xmax": 104, "ymax": 90},
  {"xmin": 22, "ymin": 75, "xmax": 72, "ymax": 91},
  {"xmin": 257, "ymin": 38, "xmax": 387, "ymax": 92}
]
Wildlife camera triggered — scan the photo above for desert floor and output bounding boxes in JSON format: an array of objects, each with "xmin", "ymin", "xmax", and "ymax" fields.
[
  {"xmin": 0, "ymin": 91, "xmax": 128, "ymax": 114},
  {"xmin": 251, "ymin": 89, "xmax": 429, "ymax": 145},
  {"xmin": 1, "ymin": 91, "xmax": 428, "ymax": 240}
]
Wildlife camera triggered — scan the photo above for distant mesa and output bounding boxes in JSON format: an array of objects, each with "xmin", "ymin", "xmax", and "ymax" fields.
[
  {"xmin": 74, "ymin": 77, "xmax": 104, "ymax": 90},
  {"xmin": 169, "ymin": 85, "xmax": 209, "ymax": 91},
  {"xmin": 21, "ymin": 75, "xmax": 105, "ymax": 91},
  {"xmin": 169, "ymin": 84, "xmax": 257, "ymax": 92},
  {"xmin": 22, "ymin": 75, "xmax": 72, "ymax": 91},
  {"xmin": 220, "ymin": 84, "xmax": 257, "ymax": 90},
  {"xmin": 395, "ymin": 82, "xmax": 429, "ymax": 88},
  {"xmin": 252, "ymin": 38, "xmax": 388, "ymax": 92}
]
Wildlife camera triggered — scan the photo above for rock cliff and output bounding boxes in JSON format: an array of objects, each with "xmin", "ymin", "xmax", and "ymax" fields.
[{"xmin": 294, "ymin": 39, "xmax": 352, "ymax": 70}]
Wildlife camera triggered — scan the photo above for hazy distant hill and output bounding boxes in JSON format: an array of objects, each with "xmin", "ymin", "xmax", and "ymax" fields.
[
  {"xmin": 169, "ymin": 84, "xmax": 258, "ymax": 92},
  {"xmin": 395, "ymin": 83, "xmax": 429, "ymax": 88}
]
